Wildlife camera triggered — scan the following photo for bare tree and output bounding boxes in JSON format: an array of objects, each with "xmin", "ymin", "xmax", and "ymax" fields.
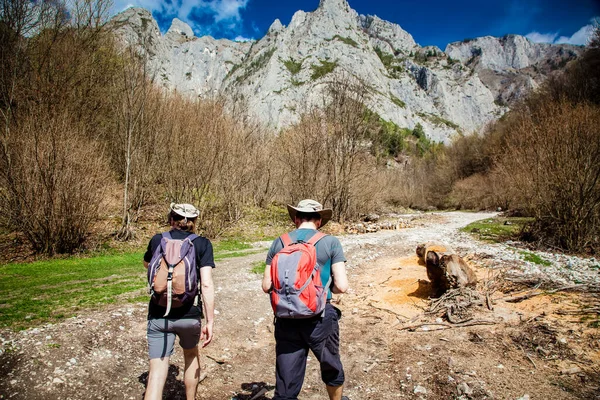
[{"xmin": 113, "ymin": 44, "xmax": 152, "ymax": 240}]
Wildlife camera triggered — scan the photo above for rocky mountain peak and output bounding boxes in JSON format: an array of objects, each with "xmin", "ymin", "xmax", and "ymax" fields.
[
  {"xmin": 319, "ymin": 0, "xmax": 351, "ymax": 12},
  {"xmin": 267, "ymin": 19, "xmax": 283, "ymax": 35},
  {"xmin": 109, "ymin": 2, "xmax": 582, "ymax": 143},
  {"xmin": 314, "ymin": 0, "xmax": 358, "ymax": 28},
  {"xmin": 166, "ymin": 18, "xmax": 194, "ymax": 40}
]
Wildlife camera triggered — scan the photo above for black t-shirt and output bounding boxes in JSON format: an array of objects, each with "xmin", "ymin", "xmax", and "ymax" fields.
[{"xmin": 144, "ymin": 230, "xmax": 215, "ymax": 319}]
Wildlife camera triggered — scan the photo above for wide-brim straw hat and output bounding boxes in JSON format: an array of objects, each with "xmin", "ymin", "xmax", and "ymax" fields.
[
  {"xmin": 170, "ymin": 202, "xmax": 199, "ymax": 219},
  {"xmin": 287, "ymin": 199, "xmax": 333, "ymax": 227}
]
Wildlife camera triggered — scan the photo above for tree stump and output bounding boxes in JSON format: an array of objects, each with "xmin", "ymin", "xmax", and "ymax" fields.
[{"xmin": 416, "ymin": 242, "xmax": 477, "ymax": 297}]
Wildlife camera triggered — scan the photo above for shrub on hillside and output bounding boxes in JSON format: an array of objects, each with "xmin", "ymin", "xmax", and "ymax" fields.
[
  {"xmin": 496, "ymin": 100, "xmax": 600, "ymax": 252},
  {"xmin": 0, "ymin": 112, "xmax": 109, "ymax": 254}
]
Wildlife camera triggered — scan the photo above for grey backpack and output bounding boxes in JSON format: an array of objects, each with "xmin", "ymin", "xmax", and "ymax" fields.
[{"xmin": 147, "ymin": 232, "xmax": 199, "ymax": 316}]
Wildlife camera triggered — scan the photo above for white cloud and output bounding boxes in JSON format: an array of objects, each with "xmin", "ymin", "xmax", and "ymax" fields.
[
  {"xmin": 525, "ymin": 19, "xmax": 597, "ymax": 46},
  {"xmin": 206, "ymin": 0, "xmax": 249, "ymax": 23},
  {"xmin": 234, "ymin": 35, "xmax": 253, "ymax": 42},
  {"xmin": 525, "ymin": 31, "xmax": 558, "ymax": 43},
  {"xmin": 110, "ymin": 0, "xmax": 250, "ymax": 37},
  {"xmin": 555, "ymin": 24, "xmax": 594, "ymax": 45}
]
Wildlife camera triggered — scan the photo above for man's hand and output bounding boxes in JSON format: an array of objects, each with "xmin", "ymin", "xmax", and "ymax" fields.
[{"xmin": 201, "ymin": 320, "xmax": 213, "ymax": 347}]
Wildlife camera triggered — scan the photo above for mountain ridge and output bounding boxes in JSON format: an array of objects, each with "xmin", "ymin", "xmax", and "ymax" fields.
[{"xmin": 109, "ymin": 1, "xmax": 582, "ymax": 142}]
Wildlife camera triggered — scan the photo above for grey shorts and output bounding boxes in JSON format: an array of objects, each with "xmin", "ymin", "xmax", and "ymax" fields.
[{"xmin": 147, "ymin": 317, "xmax": 201, "ymax": 359}]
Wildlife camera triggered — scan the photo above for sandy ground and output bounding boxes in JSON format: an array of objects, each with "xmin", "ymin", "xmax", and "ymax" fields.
[{"xmin": 1, "ymin": 211, "xmax": 599, "ymax": 400}]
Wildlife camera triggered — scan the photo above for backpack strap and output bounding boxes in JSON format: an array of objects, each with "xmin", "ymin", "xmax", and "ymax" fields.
[
  {"xmin": 280, "ymin": 233, "xmax": 292, "ymax": 247},
  {"xmin": 307, "ymin": 231, "xmax": 327, "ymax": 246},
  {"xmin": 161, "ymin": 231, "xmax": 173, "ymax": 240}
]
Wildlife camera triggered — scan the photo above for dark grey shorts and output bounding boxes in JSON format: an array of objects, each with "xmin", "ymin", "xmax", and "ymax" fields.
[{"xmin": 147, "ymin": 317, "xmax": 201, "ymax": 359}]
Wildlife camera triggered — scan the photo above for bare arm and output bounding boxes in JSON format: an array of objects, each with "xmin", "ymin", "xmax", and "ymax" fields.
[
  {"xmin": 330, "ymin": 262, "xmax": 348, "ymax": 294},
  {"xmin": 200, "ymin": 266, "xmax": 215, "ymax": 347},
  {"xmin": 262, "ymin": 264, "xmax": 272, "ymax": 293}
]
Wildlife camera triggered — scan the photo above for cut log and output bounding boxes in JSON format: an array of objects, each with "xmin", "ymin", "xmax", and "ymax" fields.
[
  {"xmin": 416, "ymin": 241, "xmax": 454, "ymax": 264},
  {"xmin": 416, "ymin": 242, "xmax": 477, "ymax": 297}
]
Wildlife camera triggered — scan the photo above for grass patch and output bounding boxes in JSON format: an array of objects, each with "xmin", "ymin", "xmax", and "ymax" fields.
[
  {"xmin": 214, "ymin": 249, "xmax": 264, "ymax": 261},
  {"xmin": 250, "ymin": 261, "xmax": 266, "ymax": 274},
  {"xmin": 282, "ymin": 58, "xmax": 303, "ymax": 75},
  {"xmin": 417, "ymin": 112, "xmax": 460, "ymax": 130},
  {"xmin": 520, "ymin": 251, "xmax": 552, "ymax": 266},
  {"xmin": 234, "ymin": 47, "xmax": 276, "ymax": 84},
  {"xmin": 212, "ymin": 239, "xmax": 252, "ymax": 253},
  {"xmin": 374, "ymin": 47, "xmax": 404, "ymax": 79},
  {"xmin": 0, "ymin": 238, "xmax": 266, "ymax": 330},
  {"xmin": 390, "ymin": 94, "xmax": 406, "ymax": 108},
  {"xmin": 327, "ymin": 35, "xmax": 358, "ymax": 48},
  {"xmin": 461, "ymin": 217, "xmax": 534, "ymax": 242},
  {"xmin": 310, "ymin": 60, "xmax": 338, "ymax": 80}
]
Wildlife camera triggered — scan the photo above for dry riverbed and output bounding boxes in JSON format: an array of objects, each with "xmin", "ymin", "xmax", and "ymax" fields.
[{"xmin": 1, "ymin": 211, "xmax": 599, "ymax": 399}]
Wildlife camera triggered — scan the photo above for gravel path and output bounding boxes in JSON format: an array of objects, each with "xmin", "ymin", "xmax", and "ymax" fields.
[{"xmin": 1, "ymin": 211, "xmax": 598, "ymax": 400}]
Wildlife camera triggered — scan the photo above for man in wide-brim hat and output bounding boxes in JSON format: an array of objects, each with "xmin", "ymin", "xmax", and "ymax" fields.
[{"xmin": 262, "ymin": 199, "xmax": 350, "ymax": 400}]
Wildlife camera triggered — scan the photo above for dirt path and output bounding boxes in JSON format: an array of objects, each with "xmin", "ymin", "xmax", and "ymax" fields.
[{"xmin": 1, "ymin": 212, "xmax": 598, "ymax": 400}]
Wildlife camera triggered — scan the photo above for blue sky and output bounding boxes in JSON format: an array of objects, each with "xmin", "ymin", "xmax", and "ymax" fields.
[{"xmin": 110, "ymin": 0, "xmax": 599, "ymax": 48}]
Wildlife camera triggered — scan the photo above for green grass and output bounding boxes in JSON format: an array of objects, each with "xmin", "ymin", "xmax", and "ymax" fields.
[
  {"xmin": 374, "ymin": 47, "xmax": 404, "ymax": 79},
  {"xmin": 417, "ymin": 112, "xmax": 460, "ymax": 130},
  {"xmin": 212, "ymin": 239, "xmax": 252, "ymax": 253},
  {"xmin": 310, "ymin": 60, "xmax": 338, "ymax": 80},
  {"xmin": 520, "ymin": 251, "xmax": 552, "ymax": 266},
  {"xmin": 234, "ymin": 47, "xmax": 276, "ymax": 84},
  {"xmin": 390, "ymin": 94, "xmax": 406, "ymax": 108},
  {"xmin": 327, "ymin": 35, "xmax": 358, "ymax": 48},
  {"xmin": 461, "ymin": 217, "xmax": 534, "ymax": 243},
  {"xmin": 250, "ymin": 261, "xmax": 266, "ymax": 274},
  {"xmin": 0, "ymin": 238, "xmax": 266, "ymax": 330},
  {"xmin": 282, "ymin": 58, "xmax": 303, "ymax": 75}
]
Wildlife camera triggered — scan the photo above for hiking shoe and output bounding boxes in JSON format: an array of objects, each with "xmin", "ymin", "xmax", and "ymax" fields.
[{"xmin": 341, "ymin": 397, "xmax": 350, "ymax": 400}]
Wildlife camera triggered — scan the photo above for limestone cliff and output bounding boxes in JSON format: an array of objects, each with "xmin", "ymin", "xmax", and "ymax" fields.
[{"xmin": 109, "ymin": 0, "xmax": 582, "ymax": 142}]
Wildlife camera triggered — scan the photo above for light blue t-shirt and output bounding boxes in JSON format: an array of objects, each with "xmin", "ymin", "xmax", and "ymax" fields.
[{"xmin": 266, "ymin": 229, "xmax": 346, "ymax": 299}]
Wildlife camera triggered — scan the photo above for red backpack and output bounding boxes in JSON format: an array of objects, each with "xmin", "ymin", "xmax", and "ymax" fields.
[{"xmin": 269, "ymin": 232, "xmax": 330, "ymax": 318}]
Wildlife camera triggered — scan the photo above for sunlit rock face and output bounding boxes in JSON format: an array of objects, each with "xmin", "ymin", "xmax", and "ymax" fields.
[{"xmin": 109, "ymin": 1, "xmax": 582, "ymax": 142}]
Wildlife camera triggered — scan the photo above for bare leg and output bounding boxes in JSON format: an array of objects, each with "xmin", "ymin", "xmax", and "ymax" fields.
[
  {"xmin": 144, "ymin": 357, "xmax": 170, "ymax": 400},
  {"xmin": 183, "ymin": 346, "xmax": 201, "ymax": 400},
  {"xmin": 326, "ymin": 384, "xmax": 343, "ymax": 400}
]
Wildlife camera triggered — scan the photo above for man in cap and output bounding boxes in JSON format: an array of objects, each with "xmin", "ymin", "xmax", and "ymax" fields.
[
  {"xmin": 143, "ymin": 203, "xmax": 215, "ymax": 400},
  {"xmin": 262, "ymin": 199, "xmax": 350, "ymax": 400}
]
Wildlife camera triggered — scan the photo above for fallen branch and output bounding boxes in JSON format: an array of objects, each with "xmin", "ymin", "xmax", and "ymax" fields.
[
  {"xmin": 556, "ymin": 307, "xmax": 600, "ymax": 315},
  {"xmin": 446, "ymin": 309, "xmax": 472, "ymax": 324},
  {"xmin": 486, "ymin": 292, "xmax": 494, "ymax": 311},
  {"xmin": 501, "ymin": 290, "xmax": 545, "ymax": 303},
  {"xmin": 525, "ymin": 353, "xmax": 537, "ymax": 369},
  {"xmin": 205, "ymin": 354, "xmax": 226, "ymax": 364},
  {"xmin": 368, "ymin": 302, "xmax": 409, "ymax": 320},
  {"xmin": 501, "ymin": 284, "xmax": 593, "ymax": 303},
  {"xmin": 399, "ymin": 319, "xmax": 496, "ymax": 331}
]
